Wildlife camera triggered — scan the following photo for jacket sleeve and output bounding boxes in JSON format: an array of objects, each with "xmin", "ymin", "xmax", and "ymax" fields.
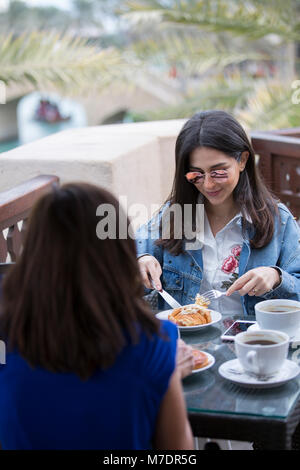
[
  {"xmin": 135, "ymin": 213, "xmax": 164, "ymax": 296},
  {"xmin": 135, "ymin": 212, "xmax": 163, "ymax": 266},
  {"xmin": 262, "ymin": 213, "xmax": 300, "ymax": 301}
]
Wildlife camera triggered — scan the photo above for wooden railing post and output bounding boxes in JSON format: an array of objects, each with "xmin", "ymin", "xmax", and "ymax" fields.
[
  {"xmin": 251, "ymin": 129, "xmax": 300, "ymax": 222},
  {"xmin": 0, "ymin": 175, "xmax": 59, "ymax": 263}
]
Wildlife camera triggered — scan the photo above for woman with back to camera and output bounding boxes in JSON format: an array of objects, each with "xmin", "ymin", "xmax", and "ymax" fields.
[
  {"xmin": 0, "ymin": 183, "xmax": 193, "ymax": 450},
  {"xmin": 136, "ymin": 110, "xmax": 300, "ymax": 316}
]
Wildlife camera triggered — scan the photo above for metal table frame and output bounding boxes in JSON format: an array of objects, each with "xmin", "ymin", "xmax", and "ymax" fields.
[{"xmin": 188, "ymin": 400, "xmax": 300, "ymax": 450}]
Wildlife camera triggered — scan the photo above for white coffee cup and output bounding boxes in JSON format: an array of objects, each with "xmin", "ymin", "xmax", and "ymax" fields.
[
  {"xmin": 255, "ymin": 299, "xmax": 300, "ymax": 337},
  {"xmin": 235, "ymin": 330, "xmax": 289, "ymax": 377}
]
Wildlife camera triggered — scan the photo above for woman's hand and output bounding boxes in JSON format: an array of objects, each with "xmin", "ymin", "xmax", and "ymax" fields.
[
  {"xmin": 226, "ymin": 267, "xmax": 281, "ymax": 297},
  {"xmin": 176, "ymin": 339, "xmax": 195, "ymax": 379},
  {"xmin": 138, "ymin": 255, "xmax": 162, "ymax": 290}
]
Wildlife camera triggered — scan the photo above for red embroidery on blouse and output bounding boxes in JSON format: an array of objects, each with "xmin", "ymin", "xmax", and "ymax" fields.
[
  {"xmin": 221, "ymin": 245, "xmax": 241, "ymax": 290},
  {"xmin": 221, "ymin": 255, "xmax": 238, "ymax": 274}
]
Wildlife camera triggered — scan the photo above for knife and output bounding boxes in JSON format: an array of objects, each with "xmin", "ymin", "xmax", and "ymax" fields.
[{"xmin": 151, "ymin": 280, "xmax": 182, "ymax": 309}]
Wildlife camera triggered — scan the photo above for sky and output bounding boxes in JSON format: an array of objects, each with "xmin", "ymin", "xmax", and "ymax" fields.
[
  {"xmin": 0, "ymin": 0, "xmax": 120, "ymax": 33},
  {"xmin": 0, "ymin": 0, "xmax": 74, "ymax": 11},
  {"xmin": 24, "ymin": 0, "xmax": 73, "ymax": 9}
]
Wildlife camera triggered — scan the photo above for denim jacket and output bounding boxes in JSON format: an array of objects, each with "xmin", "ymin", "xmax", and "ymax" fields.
[{"xmin": 135, "ymin": 203, "xmax": 300, "ymax": 315}]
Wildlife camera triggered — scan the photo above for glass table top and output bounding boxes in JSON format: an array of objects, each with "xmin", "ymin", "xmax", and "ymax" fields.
[{"xmin": 179, "ymin": 313, "xmax": 300, "ymax": 420}]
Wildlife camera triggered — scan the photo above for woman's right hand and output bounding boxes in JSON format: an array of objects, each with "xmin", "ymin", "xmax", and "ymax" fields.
[{"xmin": 138, "ymin": 255, "xmax": 162, "ymax": 290}]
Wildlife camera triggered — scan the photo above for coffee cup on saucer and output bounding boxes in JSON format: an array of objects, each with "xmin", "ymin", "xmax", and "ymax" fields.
[
  {"xmin": 255, "ymin": 299, "xmax": 300, "ymax": 337},
  {"xmin": 235, "ymin": 330, "xmax": 289, "ymax": 377}
]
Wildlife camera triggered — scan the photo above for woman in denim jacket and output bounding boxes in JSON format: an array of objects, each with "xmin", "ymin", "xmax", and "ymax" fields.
[{"xmin": 136, "ymin": 110, "xmax": 300, "ymax": 316}]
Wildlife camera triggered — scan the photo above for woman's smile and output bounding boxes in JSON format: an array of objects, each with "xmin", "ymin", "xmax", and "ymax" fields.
[{"xmin": 205, "ymin": 189, "xmax": 222, "ymax": 197}]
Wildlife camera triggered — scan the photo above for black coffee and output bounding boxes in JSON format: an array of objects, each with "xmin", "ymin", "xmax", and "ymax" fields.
[
  {"xmin": 260, "ymin": 305, "xmax": 300, "ymax": 313},
  {"xmin": 245, "ymin": 340, "xmax": 277, "ymax": 345}
]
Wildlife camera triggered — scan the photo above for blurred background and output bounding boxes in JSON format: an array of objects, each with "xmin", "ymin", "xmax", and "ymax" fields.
[{"xmin": 0, "ymin": 0, "xmax": 299, "ymax": 152}]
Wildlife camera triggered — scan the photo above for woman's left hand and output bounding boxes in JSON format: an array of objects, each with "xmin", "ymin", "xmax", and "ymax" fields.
[
  {"xmin": 226, "ymin": 267, "xmax": 281, "ymax": 297},
  {"xmin": 176, "ymin": 339, "xmax": 195, "ymax": 379}
]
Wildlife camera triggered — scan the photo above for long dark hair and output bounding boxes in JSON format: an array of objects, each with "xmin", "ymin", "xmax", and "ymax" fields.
[
  {"xmin": 0, "ymin": 183, "xmax": 159, "ymax": 379},
  {"xmin": 157, "ymin": 110, "xmax": 279, "ymax": 255}
]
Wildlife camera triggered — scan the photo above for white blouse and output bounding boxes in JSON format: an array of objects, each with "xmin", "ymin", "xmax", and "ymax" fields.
[{"xmin": 199, "ymin": 210, "xmax": 245, "ymax": 316}]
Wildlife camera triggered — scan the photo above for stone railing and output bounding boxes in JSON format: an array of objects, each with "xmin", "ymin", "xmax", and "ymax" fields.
[
  {"xmin": 0, "ymin": 120, "xmax": 299, "ymax": 235},
  {"xmin": 0, "ymin": 120, "xmax": 186, "ymax": 229}
]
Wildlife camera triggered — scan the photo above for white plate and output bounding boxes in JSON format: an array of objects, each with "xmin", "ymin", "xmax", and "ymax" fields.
[
  {"xmin": 191, "ymin": 351, "xmax": 215, "ymax": 374},
  {"xmin": 156, "ymin": 309, "xmax": 222, "ymax": 332},
  {"xmin": 248, "ymin": 322, "xmax": 300, "ymax": 343},
  {"xmin": 218, "ymin": 358, "xmax": 300, "ymax": 389}
]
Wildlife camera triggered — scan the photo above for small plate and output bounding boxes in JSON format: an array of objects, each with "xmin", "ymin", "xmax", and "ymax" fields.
[
  {"xmin": 218, "ymin": 358, "xmax": 300, "ymax": 389},
  {"xmin": 248, "ymin": 323, "xmax": 300, "ymax": 343},
  {"xmin": 156, "ymin": 309, "xmax": 222, "ymax": 332},
  {"xmin": 191, "ymin": 351, "xmax": 215, "ymax": 374}
]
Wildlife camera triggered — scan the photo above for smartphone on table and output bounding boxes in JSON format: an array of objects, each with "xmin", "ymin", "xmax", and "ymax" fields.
[{"xmin": 221, "ymin": 320, "xmax": 256, "ymax": 341}]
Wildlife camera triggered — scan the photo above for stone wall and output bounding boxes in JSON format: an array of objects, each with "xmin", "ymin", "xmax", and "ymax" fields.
[{"xmin": 0, "ymin": 119, "xmax": 186, "ymax": 228}]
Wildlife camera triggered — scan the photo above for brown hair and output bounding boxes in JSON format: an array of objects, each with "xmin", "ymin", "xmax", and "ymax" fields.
[
  {"xmin": 157, "ymin": 110, "xmax": 279, "ymax": 255},
  {"xmin": 0, "ymin": 183, "xmax": 160, "ymax": 379}
]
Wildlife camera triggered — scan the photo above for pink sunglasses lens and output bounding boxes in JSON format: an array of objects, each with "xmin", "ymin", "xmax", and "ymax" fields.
[
  {"xmin": 211, "ymin": 170, "xmax": 228, "ymax": 179},
  {"xmin": 185, "ymin": 172, "xmax": 203, "ymax": 183}
]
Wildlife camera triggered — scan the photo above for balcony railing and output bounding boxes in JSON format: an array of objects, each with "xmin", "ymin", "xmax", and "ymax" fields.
[
  {"xmin": 0, "ymin": 175, "xmax": 59, "ymax": 263},
  {"xmin": 251, "ymin": 128, "xmax": 300, "ymax": 221},
  {"xmin": 0, "ymin": 121, "xmax": 298, "ymax": 266}
]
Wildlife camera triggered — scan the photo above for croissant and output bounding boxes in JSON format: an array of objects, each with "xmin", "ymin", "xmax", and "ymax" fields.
[
  {"xmin": 195, "ymin": 293, "xmax": 210, "ymax": 309},
  {"xmin": 168, "ymin": 304, "xmax": 211, "ymax": 326}
]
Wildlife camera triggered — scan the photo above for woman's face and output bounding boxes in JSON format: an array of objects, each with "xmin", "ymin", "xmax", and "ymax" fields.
[{"xmin": 188, "ymin": 147, "xmax": 248, "ymax": 208}]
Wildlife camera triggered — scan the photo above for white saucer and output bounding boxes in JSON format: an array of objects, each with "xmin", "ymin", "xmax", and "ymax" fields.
[
  {"xmin": 248, "ymin": 322, "xmax": 300, "ymax": 343},
  {"xmin": 156, "ymin": 309, "xmax": 222, "ymax": 332},
  {"xmin": 218, "ymin": 358, "xmax": 300, "ymax": 389},
  {"xmin": 191, "ymin": 351, "xmax": 215, "ymax": 374}
]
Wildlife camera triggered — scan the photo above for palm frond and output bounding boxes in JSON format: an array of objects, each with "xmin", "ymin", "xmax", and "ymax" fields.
[
  {"xmin": 125, "ymin": 0, "xmax": 299, "ymax": 41},
  {"xmin": 129, "ymin": 75, "xmax": 255, "ymax": 121},
  {"xmin": 129, "ymin": 76, "xmax": 300, "ymax": 133},
  {"xmin": 0, "ymin": 32, "xmax": 125, "ymax": 92},
  {"xmin": 237, "ymin": 81, "xmax": 300, "ymax": 130},
  {"xmin": 129, "ymin": 29, "xmax": 270, "ymax": 80},
  {"xmin": 123, "ymin": 1, "xmax": 299, "ymax": 131}
]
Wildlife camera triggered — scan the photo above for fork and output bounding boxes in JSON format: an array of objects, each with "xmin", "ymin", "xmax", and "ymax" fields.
[{"xmin": 201, "ymin": 289, "xmax": 225, "ymax": 302}]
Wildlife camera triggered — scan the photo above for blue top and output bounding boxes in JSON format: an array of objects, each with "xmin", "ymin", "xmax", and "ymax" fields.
[
  {"xmin": 0, "ymin": 320, "xmax": 177, "ymax": 450},
  {"xmin": 136, "ymin": 203, "xmax": 300, "ymax": 315}
]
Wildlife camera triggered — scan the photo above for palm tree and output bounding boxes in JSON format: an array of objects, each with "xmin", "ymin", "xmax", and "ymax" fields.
[
  {"xmin": 123, "ymin": 0, "xmax": 300, "ymax": 130},
  {"xmin": 125, "ymin": 0, "xmax": 298, "ymax": 41},
  {"xmin": 0, "ymin": 31, "xmax": 125, "ymax": 94}
]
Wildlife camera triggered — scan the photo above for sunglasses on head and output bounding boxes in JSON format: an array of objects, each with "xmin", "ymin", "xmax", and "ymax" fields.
[{"xmin": 185, "ymin": 169, "xmax": 229, "ymax": 184}]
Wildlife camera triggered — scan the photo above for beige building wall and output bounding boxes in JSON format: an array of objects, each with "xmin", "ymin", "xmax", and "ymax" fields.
[{"xmin": 0, "ymin": 119, "xmax": 186, "ymax": 227}]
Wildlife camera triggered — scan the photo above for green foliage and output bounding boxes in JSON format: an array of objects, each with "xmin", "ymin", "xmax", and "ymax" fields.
[
  {"xmin": 237, "ymin": 81, "xmax": 300, "ymax": 131},
  {"xmin": 126, "ymin": 76, "xmax": 254, "ymax": 121},
  {"xmin": 0, "ymin": 32, "xmax": 125, "ymax": 92},
  {"xmin": 129, "ymin": 29, "xmax": 269, "ymax": 84},
  {"xmin": 0, "ymin": 1, "xmax": 71, "ymax": 32},
  {"xmin": 125, "ymin": 0, "xmax": 299, "ymax": 41},
  {"xmin": 1, "ymin": 0, "xmax": 299, "ymax": 131},
  {"xmin": 123, "ymin": 0, "xmax": 300, "ymax": 130}
]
